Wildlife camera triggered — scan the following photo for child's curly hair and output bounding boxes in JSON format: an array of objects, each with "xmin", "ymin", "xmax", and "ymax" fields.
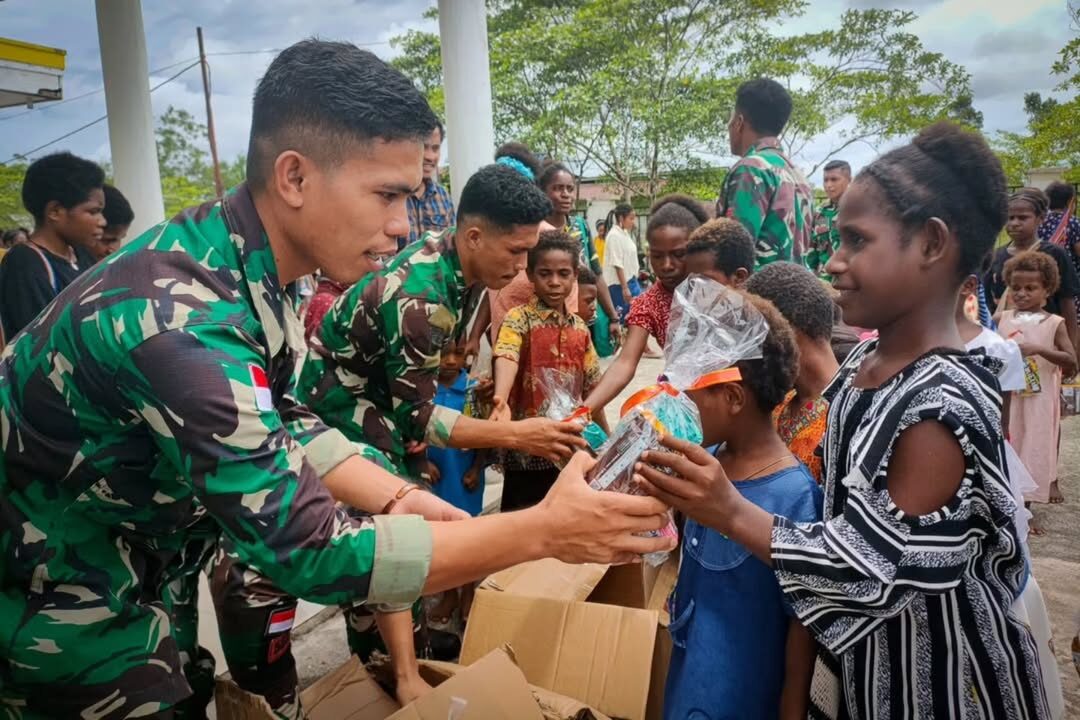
[
  {"xmin": 1003, "ymin": 250, "xmax": 1060, "ymax": 296},
  {"xmin": 735, "ymin": 292, "xmax": 799, "ymax": 411}
]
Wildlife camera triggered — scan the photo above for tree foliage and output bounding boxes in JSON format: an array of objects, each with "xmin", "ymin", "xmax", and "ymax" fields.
[
  {"xmin": 0, "ymin": 106, "xmax": 246, "ymax": 225},
  {"xmin": 994, "ymin": 5, "xmax": 1080, "ymax": 186},
  {"xmin": 391, "ymin": 0, "xmax": 973, "ymax": 199}
]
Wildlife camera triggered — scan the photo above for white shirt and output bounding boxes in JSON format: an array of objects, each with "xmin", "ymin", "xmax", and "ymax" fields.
[
  {"xmin": 965, "ymin": 327, "xmax": 1025, "ymax": 392},
  {"xmin": 602, "ymin": 225, "xmax": 639, "ymax": 287}
]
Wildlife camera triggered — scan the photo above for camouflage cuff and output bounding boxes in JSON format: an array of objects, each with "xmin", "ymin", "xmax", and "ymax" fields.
[
  {"xmin": 303, "ymin": 428, "xmax": 359, "ymax": 478},
  {"xmin": 368, "ymin": 514, "xmax": 433, "ymax": 606},
  {"xmin": 424, "ymin": 405, "xmax": 462, "ymax": 449}
]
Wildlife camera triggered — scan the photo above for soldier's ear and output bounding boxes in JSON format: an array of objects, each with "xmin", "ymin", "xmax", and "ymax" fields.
[
  {"xmin": 463, "ymin": 224, "xmax": 483, "ymax": 249},
  {"xmin": 272, "ymin": 151, "xmax": 307, "ymax": 209}
]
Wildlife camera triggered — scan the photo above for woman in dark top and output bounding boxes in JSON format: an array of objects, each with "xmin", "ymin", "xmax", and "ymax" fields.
[{"xmin": 0, "ymin": 152, "xmax": 105, "ymax": 340}]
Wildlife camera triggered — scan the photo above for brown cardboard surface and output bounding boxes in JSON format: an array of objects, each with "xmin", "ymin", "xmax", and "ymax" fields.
[
  {"xmin": 387, "ymin": 648, "xmax": 544, "ymax": 720},
  {"xmin": 214, "ymin": 655, "xmax": 398, "ymax": 720},
  {"xmin": 481, "ymin": 558, "xmax": 609, "ymax": 601},
  {"xmin": 461, "ymin": 590, "xmax": 657, "ymax": 720}
]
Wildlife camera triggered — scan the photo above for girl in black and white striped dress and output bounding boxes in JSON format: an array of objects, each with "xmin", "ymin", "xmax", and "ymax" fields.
[{"xmin": 638, "ymin": 122, "xmax": 1050, "ymax": 719}]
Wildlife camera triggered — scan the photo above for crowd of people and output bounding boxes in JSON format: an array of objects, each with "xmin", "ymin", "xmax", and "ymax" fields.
[{"xmin": 0, "ymin": 37, "xmax": 1074, "ymax": 720}]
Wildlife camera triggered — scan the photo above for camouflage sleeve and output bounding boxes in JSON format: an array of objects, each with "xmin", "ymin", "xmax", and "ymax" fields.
[
  {"xmin": 721, "ymin": 164, "xmax": 772, "ymax": 241},
  {"xmin": 368, "ymin": 288, "xmax": 461, "ymax": 450},
  {"xmin": 122, "ymin": 324, "xmax": 432, "ymax": 607},
  {"xmin": 275, "ymin": 357, "xmax": 358, "ymax": 478}
]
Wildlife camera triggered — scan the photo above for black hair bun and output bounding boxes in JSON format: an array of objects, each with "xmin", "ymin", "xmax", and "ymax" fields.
[{"xmin": 911, "ymin": 121, "xmax": 1007, "ymax": 233}]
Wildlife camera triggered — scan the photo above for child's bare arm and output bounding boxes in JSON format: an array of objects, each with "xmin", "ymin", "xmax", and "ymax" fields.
[
  {"xmin": 374, "ymin": 609, "xmax": 431, "ymax": 705},
  {"xmin": 492, "ymin": 357, "xmax": 520, "ymax": 421},
  {"xmin": 779, "ymin": 619, "xmax": 815, "ymax": 720},
  {"xmin": 1039, "ymin": 319, "xmax": 1078, "ymax": 376}
]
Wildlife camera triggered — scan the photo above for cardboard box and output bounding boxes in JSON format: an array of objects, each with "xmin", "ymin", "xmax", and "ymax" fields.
[
  {"xmin": 460, "ymin": 557, "xmax": 678, "ymax": 720},
  {"xmin": 214, "ymin": 655, "xmax": 399, "ymax": 720},
  {"xmin": 215, "ymin": 645, "xmax": 610, "ymax": 720}
]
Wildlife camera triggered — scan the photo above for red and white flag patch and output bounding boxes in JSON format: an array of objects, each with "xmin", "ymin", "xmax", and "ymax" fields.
[
  {"xmin": 249, "ymin": 364, "xmax": 273, "ymax": 411},
  {"xmin": 266, "ymin": 607, "xmax": 296, "ymax": 635}
]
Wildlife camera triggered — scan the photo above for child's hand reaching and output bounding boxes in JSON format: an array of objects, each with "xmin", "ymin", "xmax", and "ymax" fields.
[
  {"xmin": 463, "ymin": 464, "xmax": 481, "ymax": 492},
  {"xmin": 1016, "ymin": 339, "xmax": 1046, "ymax": 358},
  {"xmin": 423, "ymin": 459, "xmax": 441, "ymax": 485}
]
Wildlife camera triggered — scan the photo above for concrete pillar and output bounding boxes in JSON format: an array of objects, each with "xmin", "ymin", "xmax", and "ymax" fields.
[
  {"xmin": 438, "ymin": 0, "xmax": 495, "ymax": 205},
  {"xmin": 95, "ymin": 0, "xmax": 165, "ymax": 238}
]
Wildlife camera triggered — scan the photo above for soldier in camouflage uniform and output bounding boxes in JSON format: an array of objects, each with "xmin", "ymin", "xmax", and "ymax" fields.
[
  {"xmin": 299, "ymin": 164, "xmax": 589, "ymax": 476},
  {"xmin": 717, "ymin": 78, "xmax": 814, "ymax": 269},
  {"xmin": 804, "ymin": 159, "xmax": 851, "ymax": 280},
  {"xmin": 0, "ymin": 40, "xmax": 674, "ymax": 720},
  {"xmin": 215, "ymin": 166, "xmax": 594, "ymax": 715}
]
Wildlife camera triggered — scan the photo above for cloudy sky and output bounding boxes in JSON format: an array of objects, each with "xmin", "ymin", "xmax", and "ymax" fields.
[{"xmin": 0, "ymin": 0, "xmax": 1074, "ymax": 184}]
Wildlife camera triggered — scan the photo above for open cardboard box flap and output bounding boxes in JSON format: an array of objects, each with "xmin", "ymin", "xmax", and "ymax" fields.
[
  {"xmin": 463, "ymin": 557, "xmax": 678, "ymax": 720},
  {"xmin": 388, "ymin": 647, "xmax": 543, "ymax": 719},
  {"xmin": 215, "ymin": 655, "xmax": 398, "ymax": 720}
]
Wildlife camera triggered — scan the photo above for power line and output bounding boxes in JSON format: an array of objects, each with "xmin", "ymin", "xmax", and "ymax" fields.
[{"xmin": 3, "ymin": 60, "xmax": 201, "ymax": 165}]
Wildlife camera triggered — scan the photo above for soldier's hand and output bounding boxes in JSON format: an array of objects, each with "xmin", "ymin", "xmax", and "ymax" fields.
[
  {"xmin": 536, "ymin": 452, "xmax": 674, "ymax": 565},
  {"xmin": 394, "ymin": 488, "xmax": 468, "ymax": 521},
  {"xmin": 510, "ymin": 417, "xmax": 587, "ymax": 464},
  {"xmin": 473, "ymin": 375, "xmax": 495, "ymax": 407}
]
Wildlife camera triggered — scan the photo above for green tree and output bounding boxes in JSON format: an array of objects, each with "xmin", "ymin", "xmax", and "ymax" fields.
[
  {"xmin": 994, "ymin": 7, "xmax": 1080, "ymax": 186},
  {"xmin": 392, "ymin": 1, "xmax": 972, "ymax": 198},
  {"xmin": 154, "ymin": 105, "xmax": 245, "ymax": 217},
  {"xmin": 0, "ymin": 163, "xmax": 31, "ymax": 229}
]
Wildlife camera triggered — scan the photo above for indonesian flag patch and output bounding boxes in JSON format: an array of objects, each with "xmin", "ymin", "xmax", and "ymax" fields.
[
  {"xmin": 266, "ymin": 607, "xmax": 296, "ymax": 635},
  {"xmin": 250, "ymin": 365, "xmax": 273, "ymax": 411}
]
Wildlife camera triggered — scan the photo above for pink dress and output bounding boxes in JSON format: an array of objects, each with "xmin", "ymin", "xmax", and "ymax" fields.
[{"xmin": 998, "ymin": 310, "xmax": 1063, "ymax": 503}]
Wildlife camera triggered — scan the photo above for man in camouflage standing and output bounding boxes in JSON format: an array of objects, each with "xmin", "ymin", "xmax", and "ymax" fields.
[
  {"xmin": 804, "ymin": 159, "xmax": 851, "ymax": 280},
  {"xmin": 0, "ymin": 40, "xmax": 673, "ymax": 719},
  {"xmin": 717, "ymin": 78, "xmax": 814, "ymax": 269}
]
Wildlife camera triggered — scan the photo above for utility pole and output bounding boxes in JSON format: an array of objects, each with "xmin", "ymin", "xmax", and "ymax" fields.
[{"xmin": 197, "ymin": 26, "xmax": 224, "ymax": 197}]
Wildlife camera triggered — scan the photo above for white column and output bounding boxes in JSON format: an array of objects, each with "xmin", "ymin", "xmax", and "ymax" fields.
[
  {"xmin": 95, "ymin": 0, "xmax": 165, "ymax": 238},
  {"xmin": 438, "ymin": 0, "xmax": 495, "ymax": 205}
]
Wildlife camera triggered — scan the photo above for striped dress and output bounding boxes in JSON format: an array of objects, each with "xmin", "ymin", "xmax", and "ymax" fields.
[{"xmin": 772, "ymin": 341, "xmax": 1049, "ymax": 719}]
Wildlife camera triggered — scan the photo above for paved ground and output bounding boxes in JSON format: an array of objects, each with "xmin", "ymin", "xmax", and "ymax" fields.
[{"xmin": 205, "ymin": 351, "xmax": 1080, "ymax": 714}]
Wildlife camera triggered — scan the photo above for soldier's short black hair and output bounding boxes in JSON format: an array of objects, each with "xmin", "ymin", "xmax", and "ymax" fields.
[
  {"xmin": 1045, "ymin": 181, "xmax": 1075, "ymax": 211},
  {"xmin": 746, "ymin": 262, "xmax": 834, "ymax": 342},
  {"xmin": 247, "ymin": 39, "xmax": 437, "ymax": 188},
  {"xmin": 528, "ymin": 229, "xmax": 579, "ymax": 271},
  {"xmin": 735, "ymin": 293, "xmax": 799, "ymax": 411},
  {"xmin": 734, "ymin": 78, "xmax": 792, "ymax": 137},
  {"xmin": 457, "ymin": 164, "xmax": 553, "ymax": 232},
  {"xmin": 858, "ymin": 121, "xmax": 1006, "ymax": 278},
  {"xmin": 577, "ymin": 267, "xmax": 598, "ymax": 285},
  {"xmin": 687, "ymin": 218, "xmax": 756, "ymax": 276},
  {"xmin": 102, "ymin": 184, "xmax": 134, "ymax": 228},
  {"xmin": 21, "ymin": 152, "xmax": 105, "ymax": 225},
  {"xmin": 646, "ymin": 194, "xmax": 708, "ymax": 237},
  {"xmin": 824, "ymin": 160, "xmax": 851, "ymax": 176}
]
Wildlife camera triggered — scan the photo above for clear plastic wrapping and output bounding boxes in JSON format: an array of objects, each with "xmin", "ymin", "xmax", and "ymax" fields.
[
  {"xmin": 537, "ymin": 367, "xmax": 608, "ymax": 456},
  {"xmin": 587, "ymin": 277, "xmax": 769, "ymax": 566},
  {"xmin": 662, "ymin": 275, "xmax": 769, "ymax": 389}
]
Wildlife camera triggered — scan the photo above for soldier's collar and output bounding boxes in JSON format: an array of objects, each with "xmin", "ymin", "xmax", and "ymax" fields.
[
  {"xmin": 221, "ymin": 183, "xmax": 289, "ymax": 358},
  {"xmin": 749, "ymin": 136, "xmax": 782, "ymax": 153}
]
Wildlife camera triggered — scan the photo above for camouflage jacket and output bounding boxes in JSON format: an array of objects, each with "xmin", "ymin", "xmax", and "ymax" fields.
[
  {"xmin": 299, "ymin": 229, "xmax": 481, "ymax": 476},
  {"xmin": 0, "ymin": 185, "xmax": 430, "ymax": 711},
  {"xmin": 805, "ymin": 201, "xmax": 840, "ymax": 279},
  {"xmin": 717, "ymin": 137, "xmax": 814, "ymax": 268}
]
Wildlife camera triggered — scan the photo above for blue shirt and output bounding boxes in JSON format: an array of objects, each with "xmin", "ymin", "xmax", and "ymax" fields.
[
  {"xmin": 428, "ymin": 371, "xmax": 483, "ymax": 516},
  {"xmin": 664, "ymin": 463, "xmax": 823, "ymax": 720}
]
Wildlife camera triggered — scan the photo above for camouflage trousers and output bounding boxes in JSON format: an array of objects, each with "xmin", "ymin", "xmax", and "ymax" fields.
[
  {"xmin": 207, "ymin": 446, "xmax": 425, "ymax": 720},
  {"xmin": 208, "ymin": 536, "xmax": 426, "ymax": 720},
  {"xmin": 0, "ymin": 534, "xmax": 217, "ymax": 719}
]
